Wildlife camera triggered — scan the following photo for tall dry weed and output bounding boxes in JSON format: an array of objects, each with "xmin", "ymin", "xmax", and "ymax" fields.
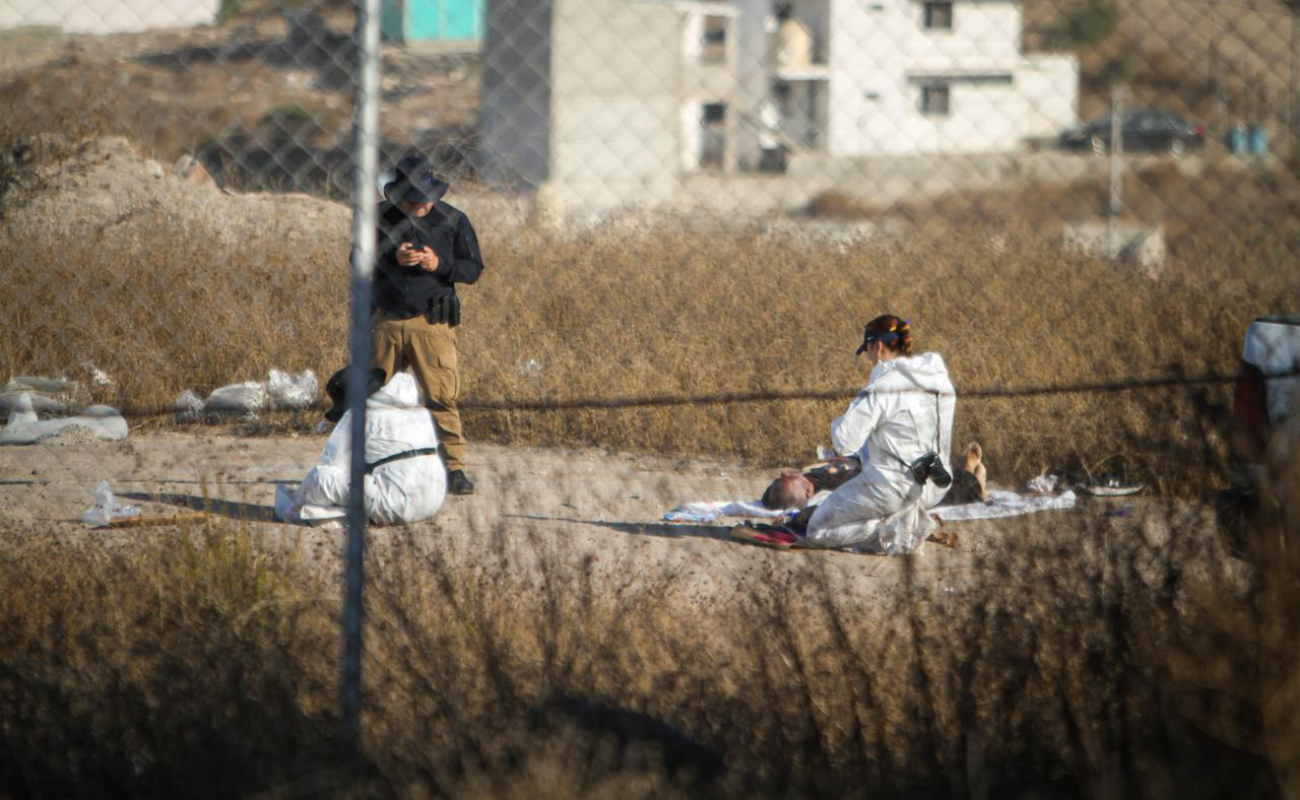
[
  {"xmin": 3, "ymin": 500, "xmax": 1294, "ymax": 797},
  {"xmin": 2, "ymin": 186, "xmax": 1296, "ymax": 493}
]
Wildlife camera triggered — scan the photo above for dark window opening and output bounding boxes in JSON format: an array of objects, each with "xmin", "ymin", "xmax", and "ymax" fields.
[
  {"xmin": 923, "ymin": 1, "xmax": 953, "ymax": 30},
  {"xmin": 701, "ymin": 102, "xmax": 727, "ymax": 168},
  {"xmin": 921, "ymin": 83, "xmax": 951, "ymax": 116},
  {"xmin": 702, "ymin": 15, "xmax": 729, "ymax": 63}
]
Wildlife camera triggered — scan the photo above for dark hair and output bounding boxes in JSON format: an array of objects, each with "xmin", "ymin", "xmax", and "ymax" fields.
[{"xmin": 863, "ymin": 314, "xmax": 913, "ymax": 356}]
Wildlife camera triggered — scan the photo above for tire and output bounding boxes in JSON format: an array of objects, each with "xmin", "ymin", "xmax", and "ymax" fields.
[
  {"xmin": 1090, "ymin": 134, "xmax": 1106, "ymax": 157},
  {"xmin": 1169, "ymin": 138, "xmax": 1187, "ymax": 159}
]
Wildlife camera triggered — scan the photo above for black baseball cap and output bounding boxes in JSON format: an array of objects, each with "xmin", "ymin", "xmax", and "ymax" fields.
[
  {"xmin": 855, "ymin": 327, "xmax": 901, "ymax": 355},
  {"xmin": 387, "ymin": 156, "xmax": 450, "ymax": 204}
]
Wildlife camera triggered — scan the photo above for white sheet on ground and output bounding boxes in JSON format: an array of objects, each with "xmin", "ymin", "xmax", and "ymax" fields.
[
  {"xmin": 275, "ymin": 372, "xmax": 446, "ymax": 526},
  {"xmin": 0, "ymin": 392, "xmax": 127, "ymax": 444},
  {"xmin": 664, "ymin": 489, "xmax": 1077, "ymax": 545},
  {"xmin": 932, "ymin": 490, "xmax": 1078, "ymax": 522},
  {"xmin": 665, "ymin": 491, "xmax": 834, "ymax": 523}
]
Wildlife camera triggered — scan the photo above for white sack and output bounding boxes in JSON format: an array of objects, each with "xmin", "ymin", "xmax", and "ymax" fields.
[
  {"xmin": 0, "ymin": 392, "xmax": 128, "ymax": 444},
  {"xmin": 204, "ymin": 381, "xmax": 268, "ymax": 413},
  {"xmin": 267, "ymin": 369, "xmax": 319, "ymax": 410},
  {"xmin": 279, "ymin": 373, "xmax": 446, "ymax": 526},
  {"xmin": 182, "ymin": 369, "xmax": 320, "ymax": 416}
]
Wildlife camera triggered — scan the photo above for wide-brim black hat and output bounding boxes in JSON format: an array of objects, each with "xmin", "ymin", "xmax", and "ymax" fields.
[{"xmin": 385, "ymin": 156, "xmax": 450, "ymax": 204}]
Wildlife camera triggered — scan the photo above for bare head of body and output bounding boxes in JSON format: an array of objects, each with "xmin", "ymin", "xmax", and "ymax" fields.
[{"xmin": 762, "ymin": 468, "xmax": 816, "ymax": 510}]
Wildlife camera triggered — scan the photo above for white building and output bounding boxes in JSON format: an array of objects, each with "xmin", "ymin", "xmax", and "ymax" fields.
[
  {"xmin": 1, "ymin": 0, "xmax": 220, "ymax": 33},
  {"xmin": 479, "ymin": 0, "xmax": 1078, "ymax": 217},
  {"xmin": 480, "ymin": 0, "xmax": 743, "ymax": 216},
  {"xmin": 732, "ymin": 0, "xmax": 1078, "ymax": 164}
]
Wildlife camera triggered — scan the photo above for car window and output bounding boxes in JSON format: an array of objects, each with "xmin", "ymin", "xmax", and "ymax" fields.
[{"xmin": 1135, "ymin": 112, "xmax": 1162, "ymax": 130}]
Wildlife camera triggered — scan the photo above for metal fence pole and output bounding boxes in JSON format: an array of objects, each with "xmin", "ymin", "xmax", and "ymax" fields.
[
  {"xmin": 342, "ymin": 0, "xmax": 381, "ymax": 755},
  {"xmin": 1107, "ymin": 84, "xmax": 1125, "ymax": 260}
]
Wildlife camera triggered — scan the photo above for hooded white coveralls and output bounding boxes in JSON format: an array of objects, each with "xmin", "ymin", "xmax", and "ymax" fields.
[
  {"xmin": 804, "ymin": 352, "xmax": 956, "ymax": 553},
  {"xmin": 283, "ymin": 372, "xmax": 447, "ymax": 526}
]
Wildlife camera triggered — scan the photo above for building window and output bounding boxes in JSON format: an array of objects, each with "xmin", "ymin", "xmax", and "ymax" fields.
[
  {"xmin": 920, "ymin": 83, "xmax": 950, "ymax": 116},
  {"xmin": 701, "ymin": 15, "xmax": 729, "ymax": 64},
  {"xmin": 700, "ymin": 102, "xmax": 728, "ymax": 168},
  {"xmin": 923, "ymin": 1, "xmax": 953, "ymax": 30}
]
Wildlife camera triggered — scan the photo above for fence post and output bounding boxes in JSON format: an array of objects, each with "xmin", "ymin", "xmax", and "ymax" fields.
[
  {"xmin": 342, "ymin": 0, "xmax": 382, "ymax": 756},
  {"xmin": 1107, "ymin": 84, "xmax": 1125, "ymax": 261}
]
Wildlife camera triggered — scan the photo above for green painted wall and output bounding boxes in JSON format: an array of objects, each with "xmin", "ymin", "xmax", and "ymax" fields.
[{"xmin": 382, "ymin": 0, "xmax": 484, "ymax": 42}]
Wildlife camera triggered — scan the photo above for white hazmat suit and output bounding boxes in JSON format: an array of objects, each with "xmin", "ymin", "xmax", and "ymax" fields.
[
  {"xmin": 277, "ymin": 372, "xmax": 447, "ymax": 526},
  {"xmin": 805, "ymin": 352, "xmax": 956, "ymax": 553}
]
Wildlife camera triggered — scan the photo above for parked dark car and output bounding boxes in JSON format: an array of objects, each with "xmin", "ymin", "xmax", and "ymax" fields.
[{"xmin": 1059, "ymin": 109, "xmax": 1206, "ymax": 157}]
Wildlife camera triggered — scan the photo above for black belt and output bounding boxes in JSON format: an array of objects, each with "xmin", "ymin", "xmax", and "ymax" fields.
[{"xmin": 364, "ymin": 448, "xmax": 440, "ymax": 475}]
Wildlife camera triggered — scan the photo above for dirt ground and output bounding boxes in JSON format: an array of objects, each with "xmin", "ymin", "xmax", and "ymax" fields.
[{"xmin": 0, "ymin": 429, "xmax": 1186, "ymax": 608}]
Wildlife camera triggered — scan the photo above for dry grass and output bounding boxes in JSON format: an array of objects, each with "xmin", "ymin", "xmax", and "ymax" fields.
[
  {"xmin": 3, "ymin": 133, "xmax": 1298, "ymax": 495},
  {"xmin": 2, "ymin": 485, "xmax": 1297, "ymax": 796}
]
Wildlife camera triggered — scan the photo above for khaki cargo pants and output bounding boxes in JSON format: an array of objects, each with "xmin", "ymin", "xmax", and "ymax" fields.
[{"xmin": 372, "ymin": 311, "xmax": 467, "ymax": 472}]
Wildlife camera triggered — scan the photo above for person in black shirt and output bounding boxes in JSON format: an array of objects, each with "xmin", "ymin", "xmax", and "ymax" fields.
[{"xmin": 371, "ymin": 155, "xmax": 484, "ymax": 495}]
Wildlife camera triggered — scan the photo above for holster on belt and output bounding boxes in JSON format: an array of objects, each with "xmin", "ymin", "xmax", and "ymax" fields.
[{"xmin": 425, "ymin": 294, "xmax": 462, "ymax": 327}]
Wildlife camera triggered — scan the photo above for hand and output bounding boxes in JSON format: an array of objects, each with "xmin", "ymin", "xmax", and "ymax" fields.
[
  {"xmin": 417, "ymin": 246, "xmax": 439, "ymax": 272},
  {"xmin": 395, "ymin": 242, "xmax": 422, "ymax": 267}
]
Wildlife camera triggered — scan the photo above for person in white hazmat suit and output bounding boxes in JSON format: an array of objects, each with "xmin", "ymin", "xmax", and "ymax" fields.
[
  {"xmin": 797, "ymin": 315, "xmax": 955, "ymax": 553},
  {"xmin": 277, "ymin": 371, "xmax": 447, "ymax": 525}
]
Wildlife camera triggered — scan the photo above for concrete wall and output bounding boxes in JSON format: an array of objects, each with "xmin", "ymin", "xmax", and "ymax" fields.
[
  {"xmin": 903, "ymin": 0, "xmax": 1021, "ymax": 72},
  {"xmin": 825, "ymin": 0, "xmax": 1073, "ymax": 157},
  {"xmin": 479, "ymin": 0, "xmax": 553, "ymax": 187},
  {"xmin": 1, "ymin": 0, "xmax": 218, "ymax": 33},
  {"xmin": 547, "ymin": 0, "xmax": 684, "ymax": 217},
  {"xmin": 897, "ymin": 74, "xmax": 1022, "ymax": 154},
  {"xmin": 827, "ymin": 0, "xmax": 909, "ymax": 157},
  {"xmin": 1019, "ymin": 53, "xmax": 1078, "ymax": 140},
  {"xmin": 732, "ymin": 0, "xmax": 772, "ymax": 169},
  {"xmin": 677, "ymin": 150, "xmax": 1114, "ymax": 216}
]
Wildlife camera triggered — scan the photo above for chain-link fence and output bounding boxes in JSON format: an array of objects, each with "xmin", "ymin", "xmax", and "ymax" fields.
[{"xmin": 1, "ymin": 0, "xmax": 1299, "ymax": 796}]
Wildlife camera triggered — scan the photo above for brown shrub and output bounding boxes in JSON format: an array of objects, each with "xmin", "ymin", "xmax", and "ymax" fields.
[
  {"xmin": 2, "ymin": 500, "xmax": 1295, "ymax": 796},
  {"xmin": 2, "ymin": 173, "xmax": 1297, "ymax": 494}
]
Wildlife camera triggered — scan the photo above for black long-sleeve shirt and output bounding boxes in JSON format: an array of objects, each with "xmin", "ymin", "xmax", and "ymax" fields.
[{"xmin": 372, "ymin": 199, "xmax": 484, "ymax": 318}]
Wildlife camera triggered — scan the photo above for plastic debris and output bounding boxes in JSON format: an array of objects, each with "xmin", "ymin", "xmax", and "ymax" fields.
[
  {"xmin": 83, "ymin": 361, "xmax": 114, "ymax": 387},
  {"xmin": 1027, "ymin": 473, "xmax": 1060, "ymax": 494},
  {"xmin": 0, "ymin": 392, "xmax": 128, "ymax": 444},
  {"xmin": 81, "ymin": 480, "xmax": 142, "ymax": 526}
]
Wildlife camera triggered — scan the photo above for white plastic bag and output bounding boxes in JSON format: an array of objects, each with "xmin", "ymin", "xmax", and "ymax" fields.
[
  {"xmin": 81, "ymin": 480, "xmax": 141, "ymax": 526},
  {"xmin": 1027, "ymin": 474, "xmax": 1060, "ymax": 494}
]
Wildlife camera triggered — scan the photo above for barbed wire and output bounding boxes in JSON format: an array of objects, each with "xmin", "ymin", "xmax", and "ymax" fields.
[{"xmin": 41, "ymin": 367, "xmax": 1293, "ymax": 424}]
